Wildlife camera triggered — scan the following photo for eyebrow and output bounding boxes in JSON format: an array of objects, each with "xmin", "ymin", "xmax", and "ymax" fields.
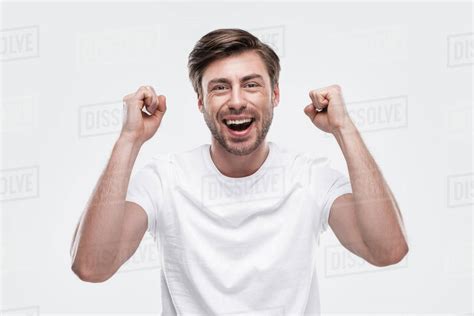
[{"xmin": 207, "ymin": 74, "xmax": 264, "ymax": 89}]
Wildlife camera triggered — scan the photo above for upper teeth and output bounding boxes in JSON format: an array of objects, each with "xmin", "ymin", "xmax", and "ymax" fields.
[{"xmin": 225, "ymin": 118, "xmax": 252, "ymax": 125}]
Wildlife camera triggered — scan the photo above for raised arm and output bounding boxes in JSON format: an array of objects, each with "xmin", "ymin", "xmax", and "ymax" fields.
[
  {"xmin": 70, "ymin": 86, "xmax": 167, "ymax": 282},
  {"xmin": 304, "ymin": 84, "xmax": 408, "ymax": 266}
]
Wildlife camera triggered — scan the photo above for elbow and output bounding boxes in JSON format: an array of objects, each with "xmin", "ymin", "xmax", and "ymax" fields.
[
  {"xmin": 371, "ymin": 242, "xmax": 409, "ymax": 267},
  {"xmin": 71, "ymin": 263, "xmax": 111, "ymax": 283}
]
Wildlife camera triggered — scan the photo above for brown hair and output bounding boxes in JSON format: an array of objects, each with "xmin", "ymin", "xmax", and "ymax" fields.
[{"xmin": 188, "ymin": 28, "xmax": 280, "ymax": 98}]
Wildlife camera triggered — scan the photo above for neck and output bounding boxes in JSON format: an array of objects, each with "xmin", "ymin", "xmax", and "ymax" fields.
[{"xmin": 209, "ymin": 140, "xmax": 270, "ymax": 178}]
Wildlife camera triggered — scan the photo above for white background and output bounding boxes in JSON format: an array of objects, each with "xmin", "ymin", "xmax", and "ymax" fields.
[{"xmin": 1, "ymin": 1, "xmax": 472, "ymax": 315}]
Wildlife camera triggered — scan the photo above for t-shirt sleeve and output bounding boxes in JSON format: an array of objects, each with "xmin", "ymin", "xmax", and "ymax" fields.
[
  {"xmin": 307, "ymin": 156, "xmax": 353, "ymax": 234},
  {"xmin": 126, "ymin": 158, "xmax": 166, "ymax": 238}
]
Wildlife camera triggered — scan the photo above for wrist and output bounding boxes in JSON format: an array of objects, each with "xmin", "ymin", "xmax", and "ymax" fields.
[
  {"xmin": 117, "ymin": 133, "xmax": 144, "ymax": 148},
  {"xmin": 332, "ymin": 118, "xmax": 357, "ymax": 138}
]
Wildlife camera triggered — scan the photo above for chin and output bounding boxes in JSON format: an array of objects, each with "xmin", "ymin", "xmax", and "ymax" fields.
[{"xmin": 222, "ymin": 137, "xmax": 262, "ymax": 156}]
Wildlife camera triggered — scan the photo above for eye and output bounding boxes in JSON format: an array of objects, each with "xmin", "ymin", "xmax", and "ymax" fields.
[
  {"xmin": 245, "ymin": 82, "xmax": 260, "ymax": 88},
  {"xmin": 211, "ymin": 85, "xmax": 228, "ymax": 91}
]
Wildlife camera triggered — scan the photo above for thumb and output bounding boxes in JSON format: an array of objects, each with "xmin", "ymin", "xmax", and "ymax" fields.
[
  {"xmin": 152, "ymin": 95, "xmax": 167, "ymax": 118},
  {"xmin": 304, "ymin": 103, "xmax": 316, "ymax": 119}
]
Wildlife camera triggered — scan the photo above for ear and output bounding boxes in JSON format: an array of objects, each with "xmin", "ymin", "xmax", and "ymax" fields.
[
  {"xmin": 198, "ymin": 94, "xmax": 204, "ymax": 113},
  {"xmin": 272, "ymin": 83, "xmax": 280, "ymax": 108}
]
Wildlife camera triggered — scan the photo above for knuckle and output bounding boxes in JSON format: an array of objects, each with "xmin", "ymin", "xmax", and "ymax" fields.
[
  {"xmin": 137, "ymin": 86, "xmax": 150, "ymax": 94},
  {"xmin": 332, "ymin": 84, "xmax": 342, "ymax": 92},
  {"xmin": 122, "ymin": 93, "xmax": 133, "ymax": 102}
]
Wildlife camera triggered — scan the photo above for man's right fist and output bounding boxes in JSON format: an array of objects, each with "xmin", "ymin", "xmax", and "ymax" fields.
[{"xmin": 120, "ymin": 86, "xmax": 167, "ymax": 144}]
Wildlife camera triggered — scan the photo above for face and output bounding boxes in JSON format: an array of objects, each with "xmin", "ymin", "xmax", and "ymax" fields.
[{"xmin": 199, "ymin": 50, "xmax": 280, "ymax": 156}]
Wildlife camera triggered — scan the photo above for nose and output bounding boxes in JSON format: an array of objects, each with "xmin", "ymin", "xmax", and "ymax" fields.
[{"xmin": 228, "ymin": 87, "xmax": 246, "ymax": 111}]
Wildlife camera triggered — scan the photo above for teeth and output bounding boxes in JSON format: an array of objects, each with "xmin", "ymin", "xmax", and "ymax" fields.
[{"xmin": 225, "ymin": 118, "xmax": 252, "ymax": 125}]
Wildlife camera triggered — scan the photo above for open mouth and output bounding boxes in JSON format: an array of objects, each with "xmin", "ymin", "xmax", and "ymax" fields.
[{"xmin": 223, "ymin": 118, "xmax": 255, "ymax": 132}]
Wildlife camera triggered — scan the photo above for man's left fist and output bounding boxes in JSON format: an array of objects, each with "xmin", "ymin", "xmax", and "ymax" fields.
[{"xmin": 304, "ymin": 84, "xmax": 353, "ymax": 134}]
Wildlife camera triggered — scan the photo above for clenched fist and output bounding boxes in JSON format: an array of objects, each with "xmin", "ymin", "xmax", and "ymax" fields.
[
  {"xmin": 304, "ymin": 84, "xmax": 354, "ymax": 134},
  {"xmin": 120, "ymin": 86, "xmax": 167, "ymax": 144}
]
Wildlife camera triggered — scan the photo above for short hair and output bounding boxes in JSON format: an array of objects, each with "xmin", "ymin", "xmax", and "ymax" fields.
[{"xmin": 187, "ymin": 28, "xmax": 280, "ymax": 98}]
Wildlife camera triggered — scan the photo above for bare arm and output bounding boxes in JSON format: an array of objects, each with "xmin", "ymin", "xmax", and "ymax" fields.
[
  {"xmin": 71, "ymin": 138, "xmax": 144, "ymax": 282},
  {"xmin": 70, "ymin": 86, "xmax": 167, "ymax": 282},
  {"xmin": 330, "ymin": 123, "xmax": 408, "ymax": 266},
  {"xmin": 305, "ymin": 84, "xmax": 408, "ymax": 266}
]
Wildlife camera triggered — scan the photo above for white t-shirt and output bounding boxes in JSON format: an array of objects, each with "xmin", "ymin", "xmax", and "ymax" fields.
[{"xmin": 126, "ymin": 141, "xmax": 352, "ymax": 315}]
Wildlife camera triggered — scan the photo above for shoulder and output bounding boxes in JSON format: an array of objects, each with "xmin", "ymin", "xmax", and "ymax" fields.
[
  {"xmin": 167, "ymin": 144, "xmax": 208, "ymax": 172},
  {"xmin": 142, "ymin": 144, "xmax": 208, "ymax": 177},
  {"xmin": 145, "ymin": 144, "xmax": 204, "ymax": 164},
  {"xmin": 268, "ymin": 142, "xmax": 333, "ymax": 189},
  {"xmin": 270, "ymin": 141, "xmax": 330, "ymax": 170}
]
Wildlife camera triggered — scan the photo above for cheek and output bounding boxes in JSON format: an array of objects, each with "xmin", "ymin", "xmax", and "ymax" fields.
[
  {"xmin": 249, "ymin": 90, "xmax": 271, "ymax": 103},
  {"xmin": 204, "ymin": 104, "xmax": 220, "ymax": 121},
  {"xmin": 209, "ymin": 94, "xmax": 230, "ymax": 105}
]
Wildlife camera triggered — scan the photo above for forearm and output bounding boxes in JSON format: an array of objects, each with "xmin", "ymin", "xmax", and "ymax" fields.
[
  {"xmin": 71, "ymin": 136, "xmax": 142, "ymax": 279},
  {"xmin": 333, "ymin": 121, "xmax": 408, "ymax": 263}
]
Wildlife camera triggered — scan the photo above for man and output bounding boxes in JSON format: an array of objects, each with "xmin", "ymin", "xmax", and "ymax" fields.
[{"xmin": 71, "ymin": 28, "xmax": 408, "ymax": 315}]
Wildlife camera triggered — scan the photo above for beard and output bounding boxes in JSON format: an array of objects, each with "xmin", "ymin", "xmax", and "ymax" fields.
[{"xmin": 203, "ymin": 104, "xmax": 273, "ymax": 156}]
